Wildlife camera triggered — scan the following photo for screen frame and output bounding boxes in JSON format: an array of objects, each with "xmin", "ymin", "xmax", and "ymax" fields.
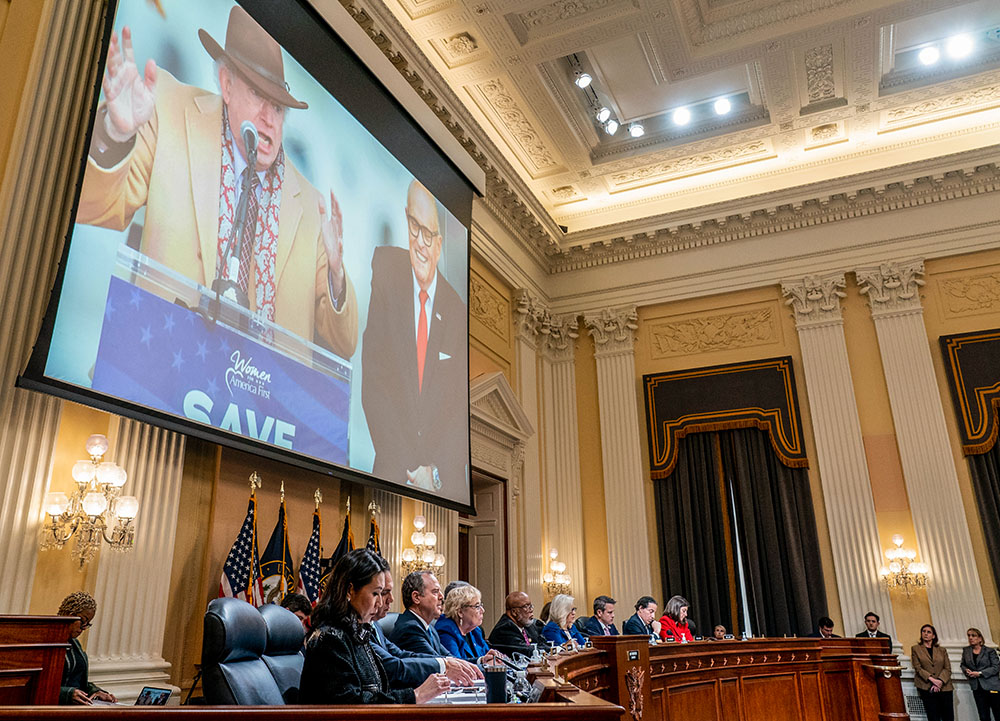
[{"xmin": 18, "ymin": 0, "xmax": 476, "ymax": 514}]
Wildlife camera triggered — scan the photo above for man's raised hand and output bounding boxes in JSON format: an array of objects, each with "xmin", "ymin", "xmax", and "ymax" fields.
[{"xmin": 103, "ymin": 26, "xmax": 157, "ymax": 142}]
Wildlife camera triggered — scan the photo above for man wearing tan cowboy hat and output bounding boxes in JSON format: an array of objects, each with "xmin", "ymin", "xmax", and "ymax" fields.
[{"xmin": 78, "ymin": 5, "xmax": 357, "ymax": 360}]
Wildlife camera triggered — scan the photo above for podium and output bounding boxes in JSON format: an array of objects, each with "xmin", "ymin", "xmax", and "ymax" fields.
[{"xmin": 0, "ymin": 615, "xmax": 74, "ymax": 705}]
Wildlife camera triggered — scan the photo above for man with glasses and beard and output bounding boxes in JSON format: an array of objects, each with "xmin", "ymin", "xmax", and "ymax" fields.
[{"xmin": 488, "ymin": 591, "xmax": 547, "ymax": 657}]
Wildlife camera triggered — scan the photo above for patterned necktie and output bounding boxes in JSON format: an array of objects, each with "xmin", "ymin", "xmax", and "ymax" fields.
[
  {"xmin": 417, "ymin": 289, "xmax": 428, "ymax": 392},
  {"xmin": 604, "ymin": 625, "xmax": 610, "ymax": 635},
  {"xmin": 521, "ymin": 628, "xmax": 530, "ymax": 644},
  {"xmin": 237, "ymin": 171, "xmax": 260, "ymax": 293}
]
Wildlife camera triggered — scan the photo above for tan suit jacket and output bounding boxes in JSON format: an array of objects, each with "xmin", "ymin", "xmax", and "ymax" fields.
[
  {"xmin": 911, "ymin": 643, "xmax": 954, "ymax": 692},
  {"xmin": 78, "ymin": 71, "xmax": 357, "ymax": 360}
]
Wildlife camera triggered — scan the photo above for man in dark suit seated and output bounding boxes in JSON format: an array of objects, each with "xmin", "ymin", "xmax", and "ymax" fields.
[
  {"xmin": 488, "ymin": 591, "xmax": 546, "ymax": 657},
  {"xmin": 854, "ymin": 611, "xmax": 891, "ymax": 642},
  {"xmin": 622, "ymin": 596, "xmax": 658, "ymax": 636},
  {"xmin": 582, "ymin": 595, "xmax": 619, "ymax": 637},
  {"xmin": 371, "ymin": 567, "xmax": 480, "ymax": 687},
  {"xmin": 809, "ymin": 616, "xmax": 840, "ymax": 638},
  {"xmin": 389, "ymin": 571, "xmax": 454, "ymax": 656}
]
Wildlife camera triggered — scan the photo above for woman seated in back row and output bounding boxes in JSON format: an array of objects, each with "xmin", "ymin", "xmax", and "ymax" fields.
[
  {"xmin": 436, "ymin": 584, "xmax": 499, "ymax": 664},
  {"xmin": 542, "ymin": 594, "xmax": 587, "ymax": 647},
  {"xmin": 300, "ymin": 548, "xmax": 450, "ymax": 705}
]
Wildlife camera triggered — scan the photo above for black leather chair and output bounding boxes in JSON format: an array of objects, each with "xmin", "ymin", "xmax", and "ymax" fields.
[
  {"xmin": 202, "ymin": 597, "xmax": 285, "ymax": 705},
  {"xmin": 378, "ymin": 611, "xmax": 400, "ymax": 638},
  {"xmin": 259, "ymin": 603, "xmax": 305, "ymax": 704}
]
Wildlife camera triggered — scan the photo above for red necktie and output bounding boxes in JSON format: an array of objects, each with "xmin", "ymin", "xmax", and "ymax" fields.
[
  {"xmin": 237, "ymin": 172, "xmax": 259, "ymax": 293},
  {"xmin": 417, "ymin": 289, "xmax": 428, "ymax": 392}
]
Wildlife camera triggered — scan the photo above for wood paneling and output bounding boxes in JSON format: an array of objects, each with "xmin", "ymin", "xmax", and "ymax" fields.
[{"xmin": 0, "ymin": 616, "xmax": 73, "ymax": 705}]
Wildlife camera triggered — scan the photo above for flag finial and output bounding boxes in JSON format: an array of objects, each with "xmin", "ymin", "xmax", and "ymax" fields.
[
  {"xmin": 368, "ymin": 500, "xmax": 380, "ymax": 518},
  {"xmin": 346, "ymin": 496, "xmax": 351, "ymax": 514},
  {"xmin": 314, "ymin": 489, "xmax": 323, "ymax": 509},
  {"xmin": 249, "ymin": 471, "xmax": 262, "ymax": 493},
  {"xmin": 280, "ymin": 480, "xmax": 285, "ymax": 503}
]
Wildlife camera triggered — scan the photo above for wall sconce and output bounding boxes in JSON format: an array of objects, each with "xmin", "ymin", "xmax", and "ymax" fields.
[
  {"xmin": 40, "ymin": 434, "xmax": 138, "ymax": 567},
  {"xmin": 401, "ymin": 514, "xmax": 445, "ymax": 579},
  {"xmin": 543, "ymin": 548, "xmax": 571, "ymax": 597},
  {"xmin": 878, "ymin": 534, "xmax": 928, "ymax": 597}
]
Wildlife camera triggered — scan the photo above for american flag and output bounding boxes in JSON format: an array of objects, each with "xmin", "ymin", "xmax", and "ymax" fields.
[
  {"xmin": 297, "ymin": 508, "xmax": 322, "ymax": 605},
  {"xmin": 317, "ymin": 512, "xmax": 353, "ymax": 598},
  {"xmin": 219, "ymin": 495, "xmax": 264, "ymax": 605},
  {"xmin": 366, "ymin": 517, "xmax": 380, "ymax": 556}
]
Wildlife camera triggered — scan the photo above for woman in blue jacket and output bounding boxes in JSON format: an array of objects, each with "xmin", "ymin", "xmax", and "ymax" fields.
[
  {"xmin": 542, "ymin": 594, "xmax": 586, "ymax": 647},
  {"xmin": 436, "ymin": 584, "xmax": 497, "ymax": 662}
]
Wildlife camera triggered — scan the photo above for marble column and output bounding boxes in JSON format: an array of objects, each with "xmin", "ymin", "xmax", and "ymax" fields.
[
  {"xmin": 583, "ymin": 306, "xmax": 652, "ymax": 609},
  {"xmin": 512, "ymin": 291, "xmax": 546, "ymax": 604},
  {"xmin": 87, "ymin": 417, "xmax": 186, "ymax": 701},
  {"xmin": 0, "ymin": 0, "xmax": 104, "ymax": 613},
  {"xmin": 856, "ymin": 259, "xmax": 992, "ymax": 649},
  {"xmin": 781, "ymin": 273, "xmax": 897, "ymax": 641},
  {"xmin": 539, "ymin": 313, "xmax": 587, "ymax": 600}
]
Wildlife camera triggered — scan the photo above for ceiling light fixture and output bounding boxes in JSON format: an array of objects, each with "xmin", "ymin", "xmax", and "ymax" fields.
[
  {"xmin": 714, "ymin": 97, "xmax": 732, "ymax": 115},
  {"xmin": 918, "ymin": 46, "xmax": 940, "ymax": 65},
  {"xmin": 672, "ymin": 107, "xmax": 691, "ymax": 126},
  {"xmin": 574, "ymin": 71, "xmax": 593, "ymax": 88},
  {"xmin": 595, "ymin": 106, "xmax": 611, "ymax": 123},
  {"xmin": 604, "ymin": 119, "xmax": 619, "ymax": 135},
  {"xmin": 628, "ymin": 122, "xmax": 645, "ymax": 138},
  {"xmin": 945, "ymin": 34, "xmax": 974, "ymax": 59}
]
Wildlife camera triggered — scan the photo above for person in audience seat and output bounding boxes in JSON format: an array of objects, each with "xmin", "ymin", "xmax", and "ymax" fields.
[
  {"xmin": 658, "ymin": 595, "xmax": 694, "ymax": 643},
  {"xmin": 58, "ymin": 592, "xmax": 117, "ymax": 705},
  {"xmin": 489, "ymin": 591, "xmax": 546, "ymax": 657},
  {"xmin": 435, "ymin": 584, "xmax": 498, "ymax": 663},
  {"xmin": 542, "ymin": 594, "xmax": 586, "ymax": 647},
  {"xmin": 280, "ymin": 592, "xmax": 312, "ymax": 632},
  {"xmin": 300, "ymin": 549, "xmax": 449, "ymax": 704},
  {"xmin": 582, "ymin": 595, "xmax": 619, "ymax": 637},
  {"xmin": 622, "ymin": 596, "xmax": 657, "ymax": 637}
]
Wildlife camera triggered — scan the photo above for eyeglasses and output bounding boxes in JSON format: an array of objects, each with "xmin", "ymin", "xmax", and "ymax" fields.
[
  {"xmin": 406, "ymin": 213, "xmax": 441, "ymax": 245},
  {"xmin": 79, "ymin": 619, "xmax": 93, "ymax": 630},
  {"xmin": 463, "ymin": 603, "xmax": 485, "ymax": 610},
  {"xmin": 512, "ymin": 603, "xmax": 533, "ymax": 611}
]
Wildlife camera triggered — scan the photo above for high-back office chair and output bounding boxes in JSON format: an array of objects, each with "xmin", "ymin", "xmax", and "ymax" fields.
[
  {"xmin": 202, "ymin": 597, "xmax": 285, "ymax": 705},
  {"xmin": 259, "ymin": 604, "xmax": 305, "ymax": 704},
  {"xmin": 378, "ymin": 611, "xmax": 400, "ymax": 638}
]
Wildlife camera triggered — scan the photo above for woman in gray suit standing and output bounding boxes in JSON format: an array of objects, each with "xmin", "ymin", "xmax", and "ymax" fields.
[
  {"xmin": 961, "ymin": 627, "xmax": 1000, "ymax": 721},
  {"xmin": 912, "ymin": 624, "xmax": 954, "ymax": 721}
]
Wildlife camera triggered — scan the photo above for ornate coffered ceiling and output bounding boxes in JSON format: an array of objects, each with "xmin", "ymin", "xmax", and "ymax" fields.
[{"xmin": 334, "ymin": 0, "xmax": 1000, "ymax": 274}]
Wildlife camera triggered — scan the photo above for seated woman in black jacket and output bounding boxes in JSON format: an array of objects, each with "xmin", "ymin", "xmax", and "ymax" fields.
[{"xmin": 300, "ymin": 548, "xmax": 449, "ymax": 705}]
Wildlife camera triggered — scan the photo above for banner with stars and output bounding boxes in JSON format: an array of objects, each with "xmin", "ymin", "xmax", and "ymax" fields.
[{"xmin": 93, "ymin": 276, "xmax": 349, "ymax": 463}]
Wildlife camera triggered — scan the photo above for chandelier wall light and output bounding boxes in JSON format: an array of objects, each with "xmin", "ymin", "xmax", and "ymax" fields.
[
  {"xmin": 878, "ymin": 534, "xmax": 928, "ymax": 597},
  {"xmin": 401, "ymin": 514, "xmax": 446, "ymax": 579},
  {"xmin": 40, "ymin": 434, "xmax": 138, "ymax": 567},
  {"xmin": 543, "ymin": 548, "xmax": 571, "ymax": 597}
]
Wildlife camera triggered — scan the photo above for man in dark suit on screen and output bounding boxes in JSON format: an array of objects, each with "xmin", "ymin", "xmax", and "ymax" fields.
[{"xmin": 362, "ymin": 180, "xmax": 468, "ymax": 497}]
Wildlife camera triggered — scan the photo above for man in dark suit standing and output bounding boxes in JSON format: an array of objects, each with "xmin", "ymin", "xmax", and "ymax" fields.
[
  {"xmin": 854, "ymin": 611, "xmax": 891, "ymax": 641},
  {"xmin": 362, "ymin": 181, "xmax": 468, "ymax": 497},
  {"xmin": 622, "ymin": 596, "xmax": 658, "ymax": 636},
  {"xmin": 372, "ymin": 568, "xmax": 479, "ymax": 687},
  {"xmin": 488, "ymin": 591, "xmax": 546, "ymax": 657},
  {"xmin": 582, "ymin": 596, "xmax": 619, "ymax": 637}
]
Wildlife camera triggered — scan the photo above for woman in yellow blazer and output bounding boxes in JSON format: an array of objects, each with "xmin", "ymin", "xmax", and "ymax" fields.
[{"xmin": 912, "ymin": 624, "xmax": 954, "ymax": 721}]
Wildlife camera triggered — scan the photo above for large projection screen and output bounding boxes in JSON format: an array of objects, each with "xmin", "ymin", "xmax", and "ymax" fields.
[{"xmin": 21, "ymin": 0, "xmax": 474, "ymax": 511}]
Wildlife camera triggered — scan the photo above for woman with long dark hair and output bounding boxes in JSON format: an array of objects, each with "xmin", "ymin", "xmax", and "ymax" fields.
[
  {"xmin": 912, "ymin": 623, "xmax": 954, "ymax": 721},
  {"xmin": 300, "ymin": 548, "xmax": 449, "ymax": 704}
]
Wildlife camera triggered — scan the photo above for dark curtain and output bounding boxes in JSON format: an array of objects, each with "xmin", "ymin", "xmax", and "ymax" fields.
[
  {"xmin": 654, "ymin": 433, "xmax": 736, "ymax": 636},
  {"xmin": 720, "ymin": 428, "xmax": 827, "ymax": 637},
  {"xmin": 968, "ymin": 444, "xmax": 1000, "ymax": 602}
]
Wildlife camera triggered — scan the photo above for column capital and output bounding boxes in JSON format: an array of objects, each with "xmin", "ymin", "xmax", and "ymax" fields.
[
  {"xmin": 781, "ymin": 273, "xmax": 846, "ymax": 328},
  {"xmin": 514, "ymin": 290, "xmax": 549, "ymax": 346},
  {"xmin": 540, "ymin": 313, "xmax": 579, "ymax": 363},
  {"xmin": 856, "ymin": 259, "xmax": 925, "ymax": 317},
  {"xmin": 584, "ymin": 306, "xmax": 639, "ymax": 356}
]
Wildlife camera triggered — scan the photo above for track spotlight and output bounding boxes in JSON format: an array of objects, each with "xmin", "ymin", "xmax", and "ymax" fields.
[
  {"xmin": 574, "ymin": 72, "xmax": 593, "ymax": 88},
  {"xmin": 946, "ymin": 34, "xmax": 974, "ymax": 59},
  {"xmin": 604, "ymin": 119, "xmax": 619, "ymax": 135},
  {"xmin": 714, "ymin": 97, "xmax": 732, "ymax": 115},
  {"xmin": 918, "ymin": 46, "xmax": 940, "ymax": 65},
  {"xmin": 672, "ymin": 107, "xmax": 691, "ymax": 126},
  {"xmin": 628, "ymin": 122, "xmax": 645, "ymax": 138},
  {"xmin": 595, "ymin": 106, "xmax": 611, "ymax": 123}
]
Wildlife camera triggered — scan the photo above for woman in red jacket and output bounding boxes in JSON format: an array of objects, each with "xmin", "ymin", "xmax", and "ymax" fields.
[{"xmin": 659, "ymin": 595, "xmax": 694, "ymax": 643}]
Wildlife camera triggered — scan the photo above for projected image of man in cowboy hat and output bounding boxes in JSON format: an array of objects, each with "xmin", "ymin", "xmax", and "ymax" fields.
[{"xmin": 79, "ymin": 5, "xmax": 358, "ymax": 359}]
